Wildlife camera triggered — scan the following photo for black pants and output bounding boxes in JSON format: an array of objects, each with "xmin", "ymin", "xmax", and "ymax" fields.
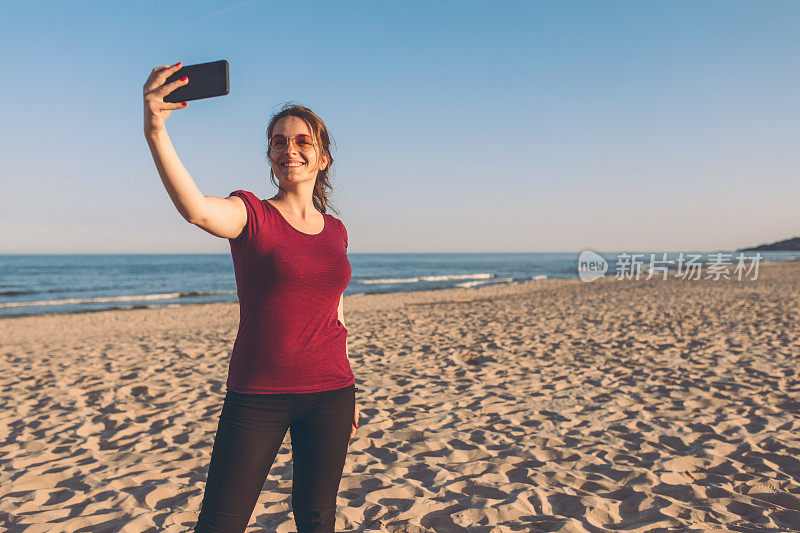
[{"xmin": 194, "ymin": 384, "xmax": 356, "ymax": 533}]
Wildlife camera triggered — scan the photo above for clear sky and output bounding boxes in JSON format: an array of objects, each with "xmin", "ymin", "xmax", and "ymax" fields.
[{"xmin": 1, "ymin": 1, "xmax": 798, "ymax": 254}]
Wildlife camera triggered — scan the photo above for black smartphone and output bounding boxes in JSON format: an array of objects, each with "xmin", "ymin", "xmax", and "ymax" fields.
[{"xmin": 163, "ymin": 60, "xmax": 230, "ymax": 103}]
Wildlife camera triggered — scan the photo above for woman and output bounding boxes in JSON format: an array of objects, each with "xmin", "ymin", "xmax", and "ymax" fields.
[{"xmin": 143, "ymin": 62, "xmax": 359, "ymax": 533}]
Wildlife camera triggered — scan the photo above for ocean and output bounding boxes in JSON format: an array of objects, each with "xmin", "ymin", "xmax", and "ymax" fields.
[{"xmin": 1, "ymin": 251, "xmax": 795, "ymax": 318}]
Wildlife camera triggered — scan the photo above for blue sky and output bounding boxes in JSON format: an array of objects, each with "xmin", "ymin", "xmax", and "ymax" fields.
[{"xmin": 1, "ymin": 1, "xmax": 798, "ymax": 253}]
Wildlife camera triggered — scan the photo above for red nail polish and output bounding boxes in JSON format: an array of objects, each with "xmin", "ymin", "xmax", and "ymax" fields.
[
  {"xmin": 180, "ymin": 76, "xmax": 187, "ymax": 81},
  {"xmin": 181, "ymin": 102, "xmax": 188, "ymax": 107}
]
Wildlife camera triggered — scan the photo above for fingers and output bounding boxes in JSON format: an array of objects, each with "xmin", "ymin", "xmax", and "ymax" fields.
[
  {"xmin": 144, "ymin": 61, "xmax": 183, "ymax": 93},
  {"xmin": 349, "ymin": 403, "xmax": 359, "ymax": 440},
  {"xmin": 156, "ymin": 76, "xmax": 189, "ymax": 97},
  {"xmin": 149, "ymin": 100, "xmax": 188, "ymax": 114},
  {"xmin": 154, "ymin": 61, "xmax": 183, "ymax": 86}
]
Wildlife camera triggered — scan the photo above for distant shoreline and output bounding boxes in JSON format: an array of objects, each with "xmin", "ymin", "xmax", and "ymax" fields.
[{"xmin": 738, "ymin": 236, "xmax": 800, "ymax": 252}]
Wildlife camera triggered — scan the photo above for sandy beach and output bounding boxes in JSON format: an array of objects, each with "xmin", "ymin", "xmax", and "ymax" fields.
[{"xmin": 1, "ymin": 261, "xmax": 799, "ymax": 532}]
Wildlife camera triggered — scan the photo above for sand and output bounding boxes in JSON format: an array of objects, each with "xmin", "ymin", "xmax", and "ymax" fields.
[{"xmin": 1, "ymin": 261, "xmax": 799, "ymax": 532}]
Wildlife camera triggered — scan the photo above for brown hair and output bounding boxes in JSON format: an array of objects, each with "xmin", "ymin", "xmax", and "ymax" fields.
[{"xmin": 266, "ymin": 103, "xmax": 338, "ymax": 215}]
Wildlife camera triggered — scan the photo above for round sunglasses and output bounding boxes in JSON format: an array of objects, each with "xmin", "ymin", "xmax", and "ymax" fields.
[{"xmin": 268, "ymin": 134, "xmax": 316, "ymax": 152}]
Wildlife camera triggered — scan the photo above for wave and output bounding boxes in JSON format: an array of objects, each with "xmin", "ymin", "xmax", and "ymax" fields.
[
  {"xmin": 456, "ymin": 277, "xmax": 515, "ymax": 288},
  {"xmin": 0, "ymin": 290, "xmax": 236, "ymax": 309},
  {"xmin": 0, "ymin": 290, "xmax": 35, "ymax": 297},
  {"xmin": 359, "ymin": 273, "xmax": 495, "ymax": 285}
]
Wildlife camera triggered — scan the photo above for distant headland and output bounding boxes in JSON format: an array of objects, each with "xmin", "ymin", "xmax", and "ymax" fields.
[{"xmin": 739, "ymin": 236, "xmax": 800, "ymax": 252}]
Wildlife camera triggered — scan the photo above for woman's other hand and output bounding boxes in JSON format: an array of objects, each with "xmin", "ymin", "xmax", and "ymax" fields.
[
  {"xmin": 143, "ymin": 62, "xmax": 189, "ymax": 136},
  {"xmin": 349, "ymin": 402, "xmax": 360, "ymax": 440}
]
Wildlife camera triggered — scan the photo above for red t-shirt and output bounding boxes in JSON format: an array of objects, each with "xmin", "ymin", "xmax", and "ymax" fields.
[{"xmin": 225, "ymin": 189, "xmax": 354, "ymax": 393}]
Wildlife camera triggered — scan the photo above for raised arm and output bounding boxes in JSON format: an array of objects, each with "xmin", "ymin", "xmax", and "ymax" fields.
[{"xmin": 142, "ymin": 62, "xmax": 245, "ymax": 239}]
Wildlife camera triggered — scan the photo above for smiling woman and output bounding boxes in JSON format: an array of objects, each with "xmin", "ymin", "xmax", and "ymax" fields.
[
  {"xmin": 195, "ymin": 105, "xmax": 355, "ymax": 533},
  {"xmin": 142, "ymin": 73, "xmax": 356, "ymax": 533}
]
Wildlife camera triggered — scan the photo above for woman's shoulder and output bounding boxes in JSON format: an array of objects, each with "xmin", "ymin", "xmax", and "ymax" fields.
[
  {"xmin": 228, "ymin": 189, "xmax": 263, "ymax": 202},
  {"xmin": 227, "ymin": 189, "xmax": 269, "ymax": 243},
  {"xmin": 325, "ymin": 212, "xmax": 348, "ymax": 248},
  {"xmin": 324, "ymin": 211, "xmax": 347, "ymax": 230},
  {"xmin": 228, "ymin": 190, "xmax": 270, "ymax": 217}
]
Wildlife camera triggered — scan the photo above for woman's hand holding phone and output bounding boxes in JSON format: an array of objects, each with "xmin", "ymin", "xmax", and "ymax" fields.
[{"xmin": 143, "ymin": 62, "xmax": 189, "ymax": 136}]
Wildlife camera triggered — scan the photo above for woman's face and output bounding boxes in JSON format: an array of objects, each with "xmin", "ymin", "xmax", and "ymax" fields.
[{"xmin": 269, "ymin": 116, "xmax": 328, "ymax": 186}]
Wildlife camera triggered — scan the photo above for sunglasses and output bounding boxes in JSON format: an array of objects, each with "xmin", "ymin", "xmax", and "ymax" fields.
[{"xmin": 268, "ymin": 134, "xmax": 316, "ymax": 152}]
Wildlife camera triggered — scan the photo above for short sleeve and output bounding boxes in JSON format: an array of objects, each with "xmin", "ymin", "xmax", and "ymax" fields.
[{"xmin": 227, "ymin": 190, "xmax": 265, "ymax": 244}]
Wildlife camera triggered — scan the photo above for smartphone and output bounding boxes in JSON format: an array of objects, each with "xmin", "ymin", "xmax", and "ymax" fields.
[{"xmin": 163, "ymin": 60, "xmax": 230, "ymax": 103}]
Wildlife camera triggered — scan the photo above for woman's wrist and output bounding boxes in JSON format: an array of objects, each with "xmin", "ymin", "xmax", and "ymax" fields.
[{"xmin": 144, "ymin": 125, "xmax": 167, "ymax": 140}]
